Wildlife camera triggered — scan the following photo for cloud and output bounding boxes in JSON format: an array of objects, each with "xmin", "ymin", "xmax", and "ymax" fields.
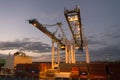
[
  {"xmin": 88, "ymin": 38, "xmax": 106, "ymax": 46},
  {"xmin": 0, "ymin": 38, "xmax": 51, "ymax": 53},
  {"xmin": 102, "ymin": 25, "xmax": 120, "ymax": 39},
  {"xmin": 32, "ymin": 53, "xmax": 54, "ymax": 62},
  {"xmin": 89, "ymin": 43, "xmax": 120, "ymax": 61},
  {"xmin": 86, "ymin": 25, "xmax": 120, "ymax": 59}
]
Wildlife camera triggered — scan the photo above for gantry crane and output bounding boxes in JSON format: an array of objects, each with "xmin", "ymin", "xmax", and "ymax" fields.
[
  {"xmin": 28, "ymin": 6, "xmax": 90, "ymax": 69},
  {"xmin": 64, "ymin": 6, "xmax": 90, "ymax": 63},
  {"xmin": 28, "ymin": 19, "xmax": 67, "ymax": 69}
]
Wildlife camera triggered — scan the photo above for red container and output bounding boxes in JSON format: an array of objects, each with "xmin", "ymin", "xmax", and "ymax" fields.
[
  {"xmin": 71, "ymin": 67, "xmax": 79, "ymax": 78},
  {"xmin": 88, "ymin": 63, "xmax": 108, "ymax": 80},
  {"xmin": 27, "ymin": 63, "xmax": 41, "ymax": 78},
  {"xmin": 15, "ymin": 64, "xmax": 29, "ymax": 77}
]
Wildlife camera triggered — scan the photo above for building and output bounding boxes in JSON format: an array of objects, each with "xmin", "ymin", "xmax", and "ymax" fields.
[{"xmin": 4, "ymin": 51, "xmax": 32, "ymax": 69}]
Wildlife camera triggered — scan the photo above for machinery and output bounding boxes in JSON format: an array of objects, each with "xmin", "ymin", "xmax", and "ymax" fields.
[
  {"xmin": 28, "ymin": 19, "xmax": 66, "ymax": 69},
  {"xmin": 64, "ymin": 6, "xmax": 90, "ymax": 63},
  {"xmin": 28, "ymin": 6, "xmax": 90, "ymax": 70},
  {"xmin": 64, "ymin": 6, "xmax": 83, "ymax": 51}
]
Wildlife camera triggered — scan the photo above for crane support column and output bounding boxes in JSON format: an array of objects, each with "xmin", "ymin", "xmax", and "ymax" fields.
[
  {"xmin": 71, "ymin": 45, "xmax": 74, "ymax": 63},
  {"xmin": 85, "ymin": 45, "xmax": 90, "ymax": 63},
  {"xmin": 65, "ymin": 45, "xmax": 68, "ymax": 63},
  {"xmin": 70, "ymin": 45, "xmax": 76, "ymax": 63},
  {"xmin": 69, "ymin": 48, "xmax": 71, "ymax": 63},
  {"xmin": 52, "ymin": 40, "xmax": 55, "ymax": 69},
  {"xmin": 73, "ymin": 45, "xmax": 76, "ymax": 63},
  {"xmin": 57, "ymin": 42, "xmax": 60, "ymax": 65}
]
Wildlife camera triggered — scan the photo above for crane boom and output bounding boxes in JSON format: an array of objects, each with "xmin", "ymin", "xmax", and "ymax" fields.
[
  {"xmin": 64, "ymin": 6, "xmax": 83, "ymax": 51},
  {"xmin": 28, "ymin": 19, "xmax": 64, "ymax": 46}
]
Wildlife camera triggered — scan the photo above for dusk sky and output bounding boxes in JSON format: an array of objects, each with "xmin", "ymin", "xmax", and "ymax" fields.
[{"xmin": 0, "ymin": 0, "xmax": 120, "ymax": 62}]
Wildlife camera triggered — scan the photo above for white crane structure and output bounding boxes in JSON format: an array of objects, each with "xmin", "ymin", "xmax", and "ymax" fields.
[
  {"xmin": 64, "ymin": 6, "xmax": 90, "ymax": 63},
  {"xmin": 28, "ymin": 6, "xmax": 90, "ymax": 69}
]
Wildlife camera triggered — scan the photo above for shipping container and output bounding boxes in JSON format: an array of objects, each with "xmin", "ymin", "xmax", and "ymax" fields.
[
  {"xmin": 26, "ymin": 63, "xmax": 41, "ymax": 78},
  {"xmin": 108, "ymin": 63, "xmax": 120, "ymax": 80},
  {"xmin": 71, "ymin": 67, "xmax": 79, "ymax": 78},
  {"xmin": 15, "ymin": 64, "xmax": 29, "ymax": 78},
  {"xmin": 88, "ymin": 63, "xmax": 108, "ymax": 80},
  {"xmin": 79, "ymin": 64, "xmax": 88, "ymax": 79}
]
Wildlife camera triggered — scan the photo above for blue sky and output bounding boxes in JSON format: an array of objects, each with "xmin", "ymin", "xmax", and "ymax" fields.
[{"xmin": 0, "ymin": 0, "xmax": 120, "ymax": 62}]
